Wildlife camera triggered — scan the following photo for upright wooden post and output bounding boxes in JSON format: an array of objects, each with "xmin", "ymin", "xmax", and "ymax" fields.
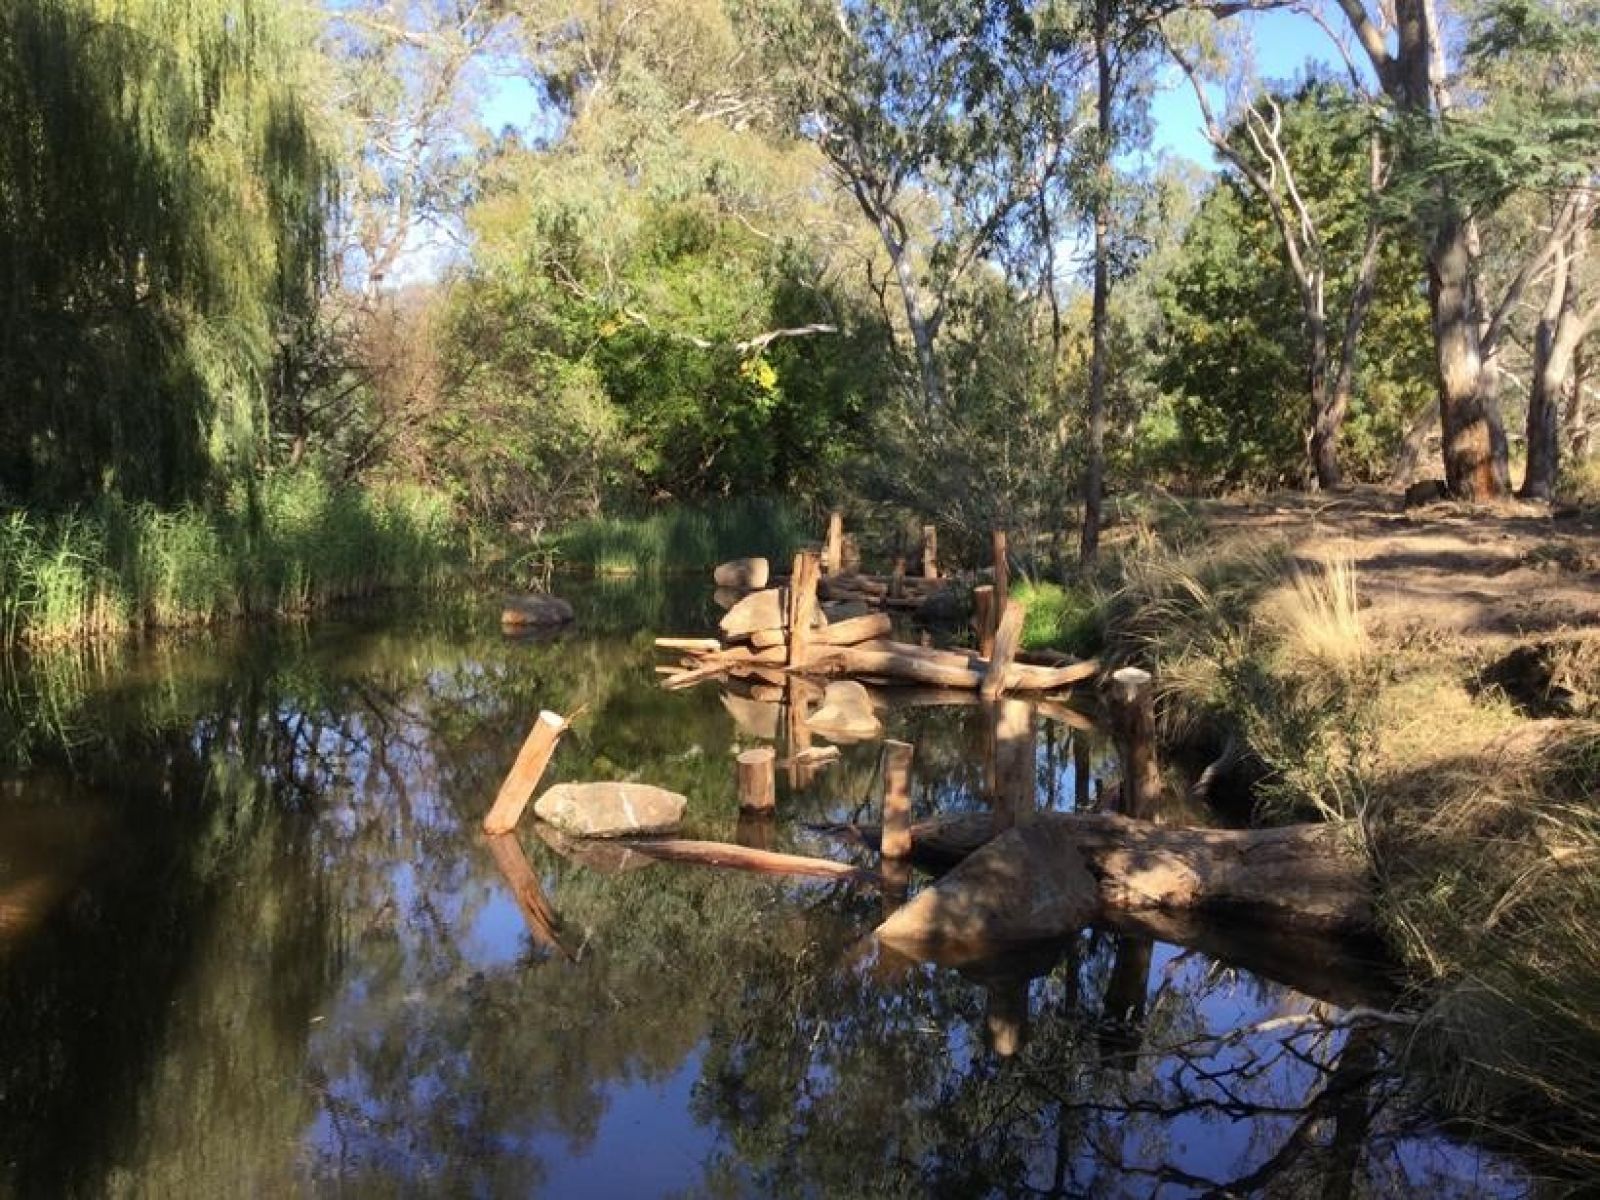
[
  {"xmin": 880, "ymin": 740, "xmax": 915, "ymax": 860},
  {"xmin": 483, "ymin": 711, "xmax": 568, "ymax": 835},
  {"xmin": 890, "ymin": 556, "xmax": 907, "ymax": 600},
  {"xmin": 823, "ymin": 510, "xmax": 844, "ymax": 576},
  {"xmin": 921, "ymin": 524, "xmax": 939, "ymax": 579},
  {"xmin": 786, "ymin": 551, "xmax": 821, "ymax": 667},
  {"xmin": 981, "ymin": 599, "xmax": 1026, "ymax": 700},
  {"xmin": 1106, "ymin": 667, "xmax": 1163, "ymax": 820},
  {"xmin": 737, "ymin": 747, "xmax": 777, "ymax": 813},
  {"xmin": 785, "ymin": 675, "xmax": 821, "ymax": 790},
  {"xmin": 973, "ymin": 585, "xmax": 995, "ymax": 658},
  {"xmin": 991, "ymin": 529, "xmax": 1009, "ymax": 621}
]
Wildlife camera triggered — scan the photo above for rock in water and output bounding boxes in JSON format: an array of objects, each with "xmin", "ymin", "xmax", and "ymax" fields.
[
  {"xmin": 876, "ymin": 821, "xmax": 1100, "ymax": 959},
  {"xmin": 805, "ymin": 680, "xmax": 883, "ymax": 741},
  {"xmin": 534, "ymin": 782, "xmax": 686, "ymax": 838},
  {"xmin": 502, "ymin": 594, "xmax": 575, "ymax": 627},
  {"xmin": 713, "ymin": 557, "xmax": 770, "ymax": 590}
]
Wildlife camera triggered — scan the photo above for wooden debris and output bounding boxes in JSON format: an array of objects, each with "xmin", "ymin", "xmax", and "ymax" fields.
[
  {"xmin": 850, "ymin": 812, "xmax": 1371, "ymax": 932},
  {"xmin": 483, "ymin": 710, "xmax": 568, "ymax": 835},
  {"xmin": 981, "ymin": 599, "xmax": 1025, "ymax": 700},
  {"xmin": 1106, "ymin": 667, "xmax": 1162, "ymax": 819},
  {"xmin": 787, "ymin": 551, "xmax": 822, "ymax": 667},
  {"xmin": 626, "ymin": 838, "xmax": 874, "ymax": 882}
]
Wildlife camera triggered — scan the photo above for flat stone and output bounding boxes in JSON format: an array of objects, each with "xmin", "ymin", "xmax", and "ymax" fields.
[
  {"xmin": 875, "ymin": 821, "xmax": 1100, "ymax": 959},
  {"xmin": 533, "ymin": 782, "xmax": 686, "ymax": 839},
  {"xmin": 501, "ymin": 594, "xmax": 575, "ymax": 626},
  {"xmin": 805, "ymin": 680, "xmax": 883, "ymax": 741}
]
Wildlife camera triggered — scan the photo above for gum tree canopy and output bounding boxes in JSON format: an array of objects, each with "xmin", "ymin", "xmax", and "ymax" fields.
[{"xmin": 0, "ymin": 0, "xmax": 330, "ymax": 504}]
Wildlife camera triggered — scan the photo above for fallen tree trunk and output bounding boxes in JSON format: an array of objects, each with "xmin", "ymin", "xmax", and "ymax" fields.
[
  {"xmin": 849, "ymin": 811, "xmax": 1370, "ymax": 932},
  {"xmin": 749, "ymin": 612, "xmax": 891, "ymax": 650}
]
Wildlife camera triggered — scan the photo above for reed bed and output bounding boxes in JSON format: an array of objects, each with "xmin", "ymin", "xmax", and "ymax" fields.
[{"xmin": 0, "ymin": 473, "xmax": 459, "ymax": 646}]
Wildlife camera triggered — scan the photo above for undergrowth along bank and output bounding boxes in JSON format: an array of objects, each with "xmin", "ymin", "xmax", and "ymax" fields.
[
  {"xmin": 541, "ymin": 497, "xmax": 806, "ymax": 577},
  {"xmin": 1047, "ymin": 499, "xmax": 1600, "ymax": 1183},
  {"xmin": 1, "ymin": 473, "xmax": 460, "ymax": 646}
]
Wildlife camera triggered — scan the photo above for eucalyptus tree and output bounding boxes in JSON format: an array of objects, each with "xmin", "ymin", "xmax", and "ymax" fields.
[
  {"xmin": 1323, "ymin": 0, "xmax": 1599, "ymax": 499},
  {"xmin": 1162, "ymin": 23, "xmax": 1391, "ymax": 490},
  {"xmin": 0, "ymin": 0, "xmax": 330, "ymax": 504},
  {"xmin": 1455, "ymin": 0, "xmax": 1600, "ymax": 500},
  {"xmin": 751, "ymin": 1, "xmax": 1091, "ymax": 416}
]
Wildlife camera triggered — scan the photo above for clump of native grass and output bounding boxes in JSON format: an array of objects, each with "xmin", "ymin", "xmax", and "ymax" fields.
[
  {"xmin": 1375, "ymin": 725, "xmax": 1600, "ymax": 1181},
  {"xmin": 1097, "ymin": 526, "xmax": 1379, "ymax": 825}
]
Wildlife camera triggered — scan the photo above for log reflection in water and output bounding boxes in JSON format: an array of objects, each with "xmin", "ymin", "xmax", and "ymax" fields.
[{"xmin": 484, "ymin": 832, "xmax": 571, "ymax": 960}]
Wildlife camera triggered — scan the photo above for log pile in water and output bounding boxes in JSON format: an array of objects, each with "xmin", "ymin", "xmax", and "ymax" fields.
[{"xmin": 657, "ymin": 551, "xmax": 1098, "ymax": 697}]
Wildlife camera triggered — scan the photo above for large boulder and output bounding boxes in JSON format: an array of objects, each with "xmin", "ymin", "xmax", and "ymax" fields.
[
  {"xmin": 713, "ymin": 556, "xmax": 770, "ymax": 590},
  {"xmin": 805, "ymin": 680, "xmax": 883, "ymax": 742},
  {"xmin": 533, "ymin": 782, "xmax": 686, "ymax": 838},
  {"xmin": 875, "ymin": 821, "xmax": 1100, "ymax": 960},
  {"xmin": 502, "ymin": 594, "xmax": 575, "ymax": 627}
]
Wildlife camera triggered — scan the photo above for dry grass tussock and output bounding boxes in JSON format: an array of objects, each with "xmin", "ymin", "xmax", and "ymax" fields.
[
  {"xmin": 1266, "ymin": 546, "xmax": 1365, "ymax": 669},
  {"xmin": 1374, "ymin": 723, "xmax": 1600, "ymax": 1179}
]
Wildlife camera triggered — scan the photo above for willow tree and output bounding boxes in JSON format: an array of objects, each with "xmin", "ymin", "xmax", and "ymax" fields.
[{"xmin": 0, "ymin": 0, "xmax": 330, "ymax": 505}]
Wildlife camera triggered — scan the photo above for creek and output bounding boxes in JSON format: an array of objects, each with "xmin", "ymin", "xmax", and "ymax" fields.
[{"xmin": 0, "ymin": 580, "xmax": 1526, "ymax": 1196}]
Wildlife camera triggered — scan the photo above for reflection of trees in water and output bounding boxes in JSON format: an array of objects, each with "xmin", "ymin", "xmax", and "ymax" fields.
[{"xmin": 0, "ymin": 599, "xmax": 1518, "ymax": 1196}]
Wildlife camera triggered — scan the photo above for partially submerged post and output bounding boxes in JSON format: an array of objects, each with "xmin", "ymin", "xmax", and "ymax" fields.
[
  {"xmin": 981, "ymin": 599, "xmax": 1026, "ymax": 701},
  {"xmin": 483, "ymin": 711, "xmax": 568, "ymax": 835},
  {"xmin": 737, "ymin": 747, "xmax": 777, "ymax": 814},
  {"xmin": 921, "ymin": 524, "xmax": 939, "ymax": 579},
  {"xmin": 973, "ymin": 585, "xmax": 996, "ymax": 659},
  {"xmin": 1106, "ymin": 667, "xmax": 1163, "ymax": 820},
  {"xmin": 823, "ymin": 510, "xmax": 844, "ymax": 576},
  {"xmin": 786, "ymin": 551, "xmax": 822, "ymax": 667},
  {"xmin": 880, "ymin": 740, "xmax": 915, "ymax": 860},
  {"xmin": 485, "ymin": 831, "xmax": 571, "ymax": 959}
]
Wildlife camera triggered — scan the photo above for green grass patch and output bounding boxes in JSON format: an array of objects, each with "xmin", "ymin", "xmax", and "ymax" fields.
[
  {"xmin": 1, "ymin": 472, "xmax": 461, "ymax": 646},
  {"xmin": 547, "ymin": 497, "xmax": 806, "ymax": 577},
  {"xmin": 1013, "ymin": 579, "xmax": 1101, "ymax": 654}
]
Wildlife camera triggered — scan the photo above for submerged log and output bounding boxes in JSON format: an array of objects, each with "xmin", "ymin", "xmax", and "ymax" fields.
[
  {"xmin": 852, "ymin": 812, "xmax": 1370, "ymax": 932},
  {"xmin": 626, "ymin": 838, "xmax": 874, "ymax": 882},
  {"xmin": 483, "ymin": 711, "xmax": 569, "ymax": 835}
]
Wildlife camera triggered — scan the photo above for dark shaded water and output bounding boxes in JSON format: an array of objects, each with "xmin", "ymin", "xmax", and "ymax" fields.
[{"xmin": 0, "ymin": 582, "xmax": 1527, "ymax": 1197}]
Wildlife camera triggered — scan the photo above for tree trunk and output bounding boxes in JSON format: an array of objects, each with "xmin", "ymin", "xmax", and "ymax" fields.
[
  {"xmin": 1567, "ymin": 341, "xmax": 1590, "ymax": 462},
  {"xmin": 1079, "ymin": 8, "xmax": 1112, "ymax": 566},
  {"xmin": 1315, "ymin": 216, "xmax": 1385, "ymax": 491},
  {"xmin": 881, "ymin": 222, "xmax": 946, "ymax": 411},
  {"xmin": 1430, "ymin": 211, "xmax": 1511, "ymax": 499},
  {"xmin": 1522, "ymin": 212, "xmax": 1588, "ymax": 502}
]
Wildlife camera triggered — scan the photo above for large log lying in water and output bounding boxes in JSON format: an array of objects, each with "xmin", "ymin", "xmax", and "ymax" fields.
[{"xmin": 853, "ymin": 812, "xmax": 1370, "ymax": 934}]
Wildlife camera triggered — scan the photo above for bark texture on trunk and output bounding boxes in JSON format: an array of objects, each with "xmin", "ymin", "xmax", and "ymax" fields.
[{"xmin": 1079, "ymin": 4, "xmax": 1112, "ymax": 566}]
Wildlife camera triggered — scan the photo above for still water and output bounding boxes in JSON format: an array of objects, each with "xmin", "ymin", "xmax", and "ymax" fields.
[{"xmin": 0, "ymin": 582, "xmax": 1527, "ymax": 1197}]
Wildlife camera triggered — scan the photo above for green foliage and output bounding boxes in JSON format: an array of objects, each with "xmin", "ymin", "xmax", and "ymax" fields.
[
  {"xmin": 1144, "ymin": 83, "xmax": 1434, "ymax": 489},
  {"xmin": 0, "ymin": 0, "xmax": 330, "ymax": 505},
  {"xmin": 0, "ymin": 474, "xmax": 459, "ymax": 645},
  {"xmin": 546, "ymin": 497, "xmax": 806, "ymax": 576}
]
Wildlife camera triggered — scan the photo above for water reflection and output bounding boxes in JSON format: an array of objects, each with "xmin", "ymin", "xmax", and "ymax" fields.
[{"xmin": 0, "ymin": 582, "xmax": 1525, "ymax": 1196}]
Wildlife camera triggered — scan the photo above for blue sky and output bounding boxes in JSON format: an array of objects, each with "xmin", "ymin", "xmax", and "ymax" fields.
[{"xmin": 481, "ymin": 8, "xmax": 1346, "ymax": 169}]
